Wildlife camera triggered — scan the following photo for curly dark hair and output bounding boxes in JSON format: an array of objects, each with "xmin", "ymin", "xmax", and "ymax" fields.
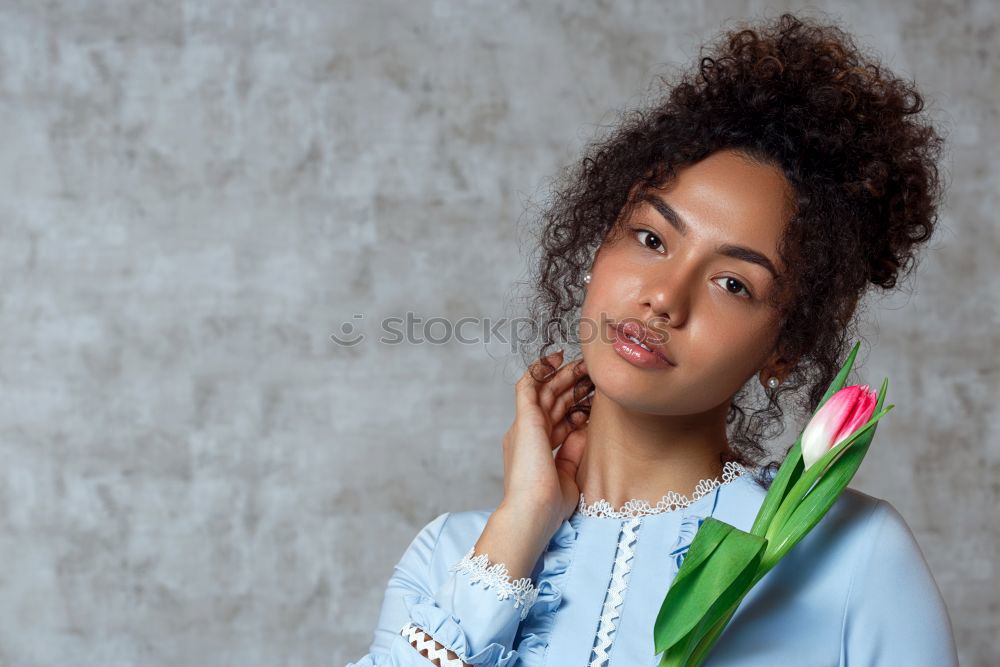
[{"xmin": 516, "ymin": 11, "xmax": 948, "ymax": 491}]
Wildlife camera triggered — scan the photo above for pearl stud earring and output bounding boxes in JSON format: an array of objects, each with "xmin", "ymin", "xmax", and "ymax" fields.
[
  {"xmin": 767, "ymin": 376, "xmax": 780, "ymax": 389},
  {"xmin": 583, "ymin": 272, "xmax": 592, "ymax": 284}
]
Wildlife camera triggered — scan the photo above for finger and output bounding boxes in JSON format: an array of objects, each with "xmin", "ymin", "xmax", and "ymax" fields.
[
  {"xmin": 549, "ymin": 379, "xmax": 592, "ymax": 431},
  {"xmin": 538, "ymin": 356, "xmax": 586, "ymax": 407},
  {"xmin": 550, "ymin": 397, "xmax": 590, "ymax": 446},
  {"xmin": 551, "ymin": 410, "xmax": 588, "ymax": 449},
  {"xmin": 554, "ymin": 427, "xmax": 587, "ymax": 479},
  {"xmin": 548, "ymin": 369, "xmax": 593, "ymax": 420},
  {"xmin": 528, "ymin": 349, "xmax": 564, "ymax": 382},
  {"xmin": 538, "ymin": 358, "xmax": 588, "ymax": 413},
  {"xmin": 517, "ymin": 351, "xmax": 562, "ymax": 420},
  {"xmin": 515, "ymin": 368, "xmax": 542, "ymax": 418}
]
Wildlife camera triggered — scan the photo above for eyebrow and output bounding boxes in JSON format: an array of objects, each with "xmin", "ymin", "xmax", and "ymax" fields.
[{"xmin": 641, "ymin": 193, "xmax": 779, "ymax": 278}]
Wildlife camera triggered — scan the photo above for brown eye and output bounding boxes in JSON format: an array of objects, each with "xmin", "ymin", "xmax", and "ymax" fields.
[
  {"xmin": 633, "ymin": 228, "xmax": 665, "ymax": 253},
  {"xmin": 713, "ymin": 276, "xmax": 753, "ymax": 299}
]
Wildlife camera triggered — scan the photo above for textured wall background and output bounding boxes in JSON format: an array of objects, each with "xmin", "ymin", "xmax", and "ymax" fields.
[{"xmin": 0, "ymin": 1, "xmax": 995, "ymax": 665}]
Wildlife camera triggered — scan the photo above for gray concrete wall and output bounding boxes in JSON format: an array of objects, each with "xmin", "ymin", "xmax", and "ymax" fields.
[{"xmin": 0, "ymin": 1, "xmax": 995, "ymax": 665}]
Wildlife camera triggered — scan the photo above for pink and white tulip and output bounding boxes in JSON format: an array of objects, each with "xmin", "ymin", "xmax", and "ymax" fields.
[{"xmin": 800, "ymin": 384, "xmax": 879, "ymax": 470}]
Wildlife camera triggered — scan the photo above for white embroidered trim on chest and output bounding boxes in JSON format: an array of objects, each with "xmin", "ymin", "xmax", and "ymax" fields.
[
  {"xmin": 588, "ymin": 515, "xmax": 642, "ymax": 667},
  {"xmin": 577, "ymin": 460, "xmax": 749, "ymax": 519}
]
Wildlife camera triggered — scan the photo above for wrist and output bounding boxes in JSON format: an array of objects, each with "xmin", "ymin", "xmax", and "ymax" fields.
[
  {"xmin": 475, "ymin": 504, "xmax": 555, "ymax": 581},
  {"xmin": 495, "ymin": 501, "xmax": 562, "ymax": 540}
]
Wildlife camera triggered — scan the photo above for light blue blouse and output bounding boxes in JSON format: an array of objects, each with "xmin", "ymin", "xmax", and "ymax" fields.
[{"xmin": 347, "ymin": 463, "xmax": 958, "ymax": 666}]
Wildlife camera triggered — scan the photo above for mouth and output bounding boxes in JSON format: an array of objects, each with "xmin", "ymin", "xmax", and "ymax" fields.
[{"xmin": 611, "ymin": 320, "xmax": 677, "ymax": 367}]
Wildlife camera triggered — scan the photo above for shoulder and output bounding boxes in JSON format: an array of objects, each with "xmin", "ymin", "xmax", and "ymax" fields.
[
  {"xmin": 735, "ymin": 482, "xmax": 898, "ymax": 596},
  {"xmin": 735, "ymin": 485, "xmax": 925, "ymax": 616},
  {"xmin": 780, "ymin": 486, "xmax": 892, "ymax": 569},
  {"xmin": 723, "ymin": 473, "xmax": 887, "ymax": 545},
  {"xmin": 765, "ymin": 485, "xmax": 942, "ymax": 605},
  {"xmin": 836, "ymin": 494, "xmax": 958, "ymax": 662},
  {"xmin": 716, "ymin": 483, "xmax": 957, "ymax": 663},
  {"xmin": 818, "ymin": 486, "xmax": 887, "ymax": 541},
  {"xmin": 734, "ymin": 473, "xmax": 890, "ymax": 545},
  {"xmin": 811, "ymin": 486, "xmax": 928, "ymax": 564},
  {"xmin": 833, "ymin": 489, "xmax": 943, "ymax": 592}
]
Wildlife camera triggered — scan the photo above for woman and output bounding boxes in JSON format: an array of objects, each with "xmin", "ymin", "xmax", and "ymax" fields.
[{"xmin": 349, "ymin": 12, "xmax": 957, "ymax": 667}]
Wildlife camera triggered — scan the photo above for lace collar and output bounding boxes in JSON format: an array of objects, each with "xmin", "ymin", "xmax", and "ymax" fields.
[{"xmin": 576, "ymin": 460, "xmax": 750, "ymax": 519}]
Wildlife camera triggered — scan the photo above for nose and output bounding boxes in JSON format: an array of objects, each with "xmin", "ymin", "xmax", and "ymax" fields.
[{"xmin": 639, "ymin": 262, "xmax": 692, "ymax": 329}]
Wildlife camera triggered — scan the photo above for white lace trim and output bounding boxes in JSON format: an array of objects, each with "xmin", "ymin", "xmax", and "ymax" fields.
[
  {"xmin": 400, "ymin": 622, "xmax": 466, "ymax": 666},
  {"xmin": 449, "ymin": 547, "xmax": 540, "ymax": 621},
  {"xmin": 588, "ymin": 515, "xmax": 641, "ymax": 666},
  {"xmin": 577, "ymin": 460, "xmax": 749, "ymax": 519}
]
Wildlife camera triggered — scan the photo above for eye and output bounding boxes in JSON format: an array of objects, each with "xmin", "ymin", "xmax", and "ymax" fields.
[
  {"xmin": 714, "ymin": 276, "xmax": 753, "ymax": 300},
  {"xmin": 631, "ymin": 226, "xmax": 754, "ymax": 300},
  {"xmin": 632, "ymin": 228, "xmax": 665, "ymax": 253}
]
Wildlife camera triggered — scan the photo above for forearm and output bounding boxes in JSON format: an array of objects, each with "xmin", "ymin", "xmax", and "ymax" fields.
[
  {"xmin": 473, "ymin": 503, "xmax": 557, "ymax": 581},
  {"xmin": 351, "ymin": 508, "xmax": 555, "ymax": 667},
  {"xmin": 393, "ymin": 508, "xmax": 550, "ymax": 666}
]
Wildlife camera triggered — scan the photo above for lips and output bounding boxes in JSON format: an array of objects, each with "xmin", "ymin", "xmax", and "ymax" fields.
[{"xmin": 614, "ymin": 320, "xmax": 676, "ymax": 366}]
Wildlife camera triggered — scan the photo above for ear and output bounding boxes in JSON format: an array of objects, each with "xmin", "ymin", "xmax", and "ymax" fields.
[{"xmin": 758, "ymin": 349, "xmax": 797, "ymax": 386}]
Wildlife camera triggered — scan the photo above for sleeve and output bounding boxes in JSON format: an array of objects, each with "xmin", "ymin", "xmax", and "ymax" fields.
[
  {"xmin": 346, "ymin": 511, "xmax": 539, "ymax": 667},
  {"xmin": 840, "ymin": 499, "xmax": 959, "ymax": 666}
]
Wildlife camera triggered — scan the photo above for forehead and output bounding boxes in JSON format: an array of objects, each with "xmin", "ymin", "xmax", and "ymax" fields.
[{"xmin": 645, "ymin": 149, "xmax": 795, "ymax": 253}]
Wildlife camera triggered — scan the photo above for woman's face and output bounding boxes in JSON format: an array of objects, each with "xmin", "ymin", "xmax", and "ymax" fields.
[{"xmin": 579, "ymin": 149, "xmax": 795, "ymax": 416}]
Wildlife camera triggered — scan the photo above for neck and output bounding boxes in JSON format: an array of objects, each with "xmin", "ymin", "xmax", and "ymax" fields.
[{"xmin": 575, "ymin": 388, "xmax": 735, "ymax": 510}]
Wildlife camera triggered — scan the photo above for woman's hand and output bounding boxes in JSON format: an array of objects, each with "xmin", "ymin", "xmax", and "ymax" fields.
[{"xmin": 500, "ymin": 349, "xmax": 592, "ymax": 534}]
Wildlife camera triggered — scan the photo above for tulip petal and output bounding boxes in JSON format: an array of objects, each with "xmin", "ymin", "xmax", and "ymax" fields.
[
  {"xmin": 832, "ymin": 386, "xmax": 878, "ymax": 447},
  {"xmin": 802, "ymin": 386, "xmax": 856, "ymax": 469},
  {"xmin": 800, "ymin": 385, "xmax": 882, "ymax": 470}
]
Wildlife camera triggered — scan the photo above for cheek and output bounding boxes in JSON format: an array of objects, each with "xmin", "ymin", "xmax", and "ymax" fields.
[
  {"xmin": 579, "ymin": 271, "xmax": 626, "ymax": 325},
  {"xmin": 692, "ymin": 312, "xmax": 776, "ymax": 379}
]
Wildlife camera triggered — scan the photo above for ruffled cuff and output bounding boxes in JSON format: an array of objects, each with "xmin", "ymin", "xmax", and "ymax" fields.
[
  {"xmin": 450, "ymin": 548, "xmax": 541, "ymax": 620},
  {"xmin": 402, "ymin": 519, "xmax": 580, "ymax": 667},
  {"xmin": 402, "ymin": 549, "xmax": 538, "ymax": 666}
]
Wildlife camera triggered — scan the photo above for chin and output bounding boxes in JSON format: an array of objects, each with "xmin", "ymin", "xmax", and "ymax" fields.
[
  {"xmin": 593, "ymin": 363, "xmax": 722, "ymax": 416},
  {"xmin": 591, "ymin": 367, "xmax": 668, "ymax": 411}
]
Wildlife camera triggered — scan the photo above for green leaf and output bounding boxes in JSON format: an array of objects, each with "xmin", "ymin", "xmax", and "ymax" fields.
[
  {"xmin": 669, "ymin": 517, "xmax": 729, "ymax": 587},
  {"xmin": 749, "ymin": 439, "xmax": 803, "ymax": 537},
  {"xmin": 818, "ymin": 340, "xmax": 863, "ymax": 407},
  {"xmin": 653, "ymin": 519, "xmax": 767, "ymax": 659},
  {"xmin": 675, "ymin": 550, "xmax": 761, "ymax": 666}
]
